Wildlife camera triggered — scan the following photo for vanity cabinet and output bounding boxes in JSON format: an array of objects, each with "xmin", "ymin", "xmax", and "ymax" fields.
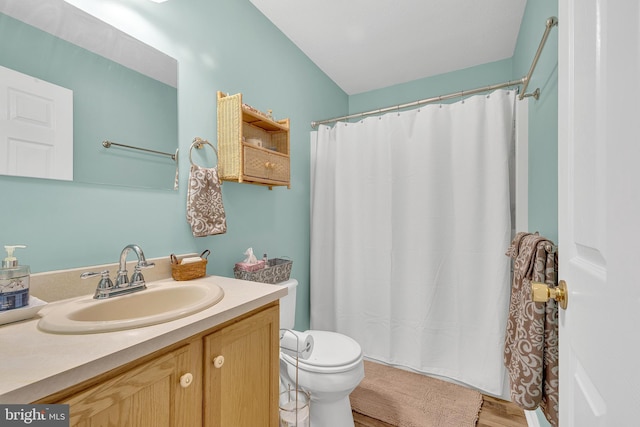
[
  {"xmin": 204, "ymin": 303, "xmax": 280, "ymax": 426},
  {"xmin": 38, "ymin": 302, "xmax": 279, "ymax": 427},
  {"xmin": 217, "ymin": 91, "xmax": 290, "ymax": 189}
]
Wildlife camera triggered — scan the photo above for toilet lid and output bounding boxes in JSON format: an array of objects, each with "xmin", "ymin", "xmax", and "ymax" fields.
[{"xmin": 282, "ymin": 330, "xmax": 362, "ymax": 371}]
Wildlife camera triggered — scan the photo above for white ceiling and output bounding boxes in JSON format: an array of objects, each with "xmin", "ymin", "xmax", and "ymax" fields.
[{"xmin": 249, "ymin": 0, "xmax": 527, "ymax": 95}]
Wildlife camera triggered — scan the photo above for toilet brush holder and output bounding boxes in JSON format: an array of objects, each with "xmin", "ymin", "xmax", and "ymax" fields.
[
  {"xmin": 280, "ymin": 329, "xmax": 311, "ymax": 427},
  {"xmin": 279, "ymin": 386, "xmax": 310, "ymax": 427}
]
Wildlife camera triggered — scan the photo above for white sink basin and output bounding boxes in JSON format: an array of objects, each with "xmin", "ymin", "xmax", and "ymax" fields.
[{"xmin": 38, "ymin": 278, "xmax": 224, "ymax": 334}]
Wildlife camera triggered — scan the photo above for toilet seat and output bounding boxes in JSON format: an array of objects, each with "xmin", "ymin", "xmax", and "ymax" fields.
[{"xmin": 281, "ymin": 330, "xmax": 363, "ymax": 374}]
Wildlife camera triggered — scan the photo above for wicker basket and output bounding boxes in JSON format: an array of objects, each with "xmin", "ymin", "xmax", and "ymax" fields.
[
  {"xmin": 170, "ymin": 250, "xmax": 210, "ymax": 281},
  {"xmin": 233, "ymin": 258, "xmax": 292, "ymax": 284}
]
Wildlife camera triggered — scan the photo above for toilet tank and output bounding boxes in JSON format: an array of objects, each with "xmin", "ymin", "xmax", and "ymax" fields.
[{"xmin": 277, "ymin": 279, "xmax": 298, "ymax": 330}]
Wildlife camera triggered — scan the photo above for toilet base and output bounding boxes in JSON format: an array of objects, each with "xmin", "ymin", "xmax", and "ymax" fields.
[
  {"xmin": 308, "ymin": 395, "xmax": 354, "ymax": 427},
  {"xmin": 280, "ymin": 368, "xmax": 356, "ymax": 427},
  {"xmin": 278, "ymin": 329, "xmax": 364, "ymax": 427}
]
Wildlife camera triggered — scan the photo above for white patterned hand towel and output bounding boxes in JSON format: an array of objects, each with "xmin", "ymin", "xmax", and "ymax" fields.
[{"xmin": 186, "ymin": 164, "xmax": 227, "ymax": 237}]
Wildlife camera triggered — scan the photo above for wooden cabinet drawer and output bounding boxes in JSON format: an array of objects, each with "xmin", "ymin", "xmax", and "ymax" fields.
[{"xmin": 243, "ymin": 146, "xmax": 290, "ymax": 183}]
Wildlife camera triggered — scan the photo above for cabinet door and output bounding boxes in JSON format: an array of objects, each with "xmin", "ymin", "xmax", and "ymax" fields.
[
  {"xmin": 243, "ymin": 146, "xmax": 290, "ymax": 184},
  {"xmin": 204, "ymin": 304, "xmax": 279, "ymax": 427},
  {"xmin": 243, "ymin": 145, "xmax": 271, "ymax": 180},
  {"xmin": 267, "ymin": 152, "xmax": 290, "ymax": 183},
  {"xmin": 61, "ymin": 343, "xmax": 201, "ymax": 427}
]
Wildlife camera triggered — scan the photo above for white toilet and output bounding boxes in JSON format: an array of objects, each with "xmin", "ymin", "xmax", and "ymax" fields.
[{"xmin": 277, "ymin": 279, "xmax": 365, "ymax": 427}]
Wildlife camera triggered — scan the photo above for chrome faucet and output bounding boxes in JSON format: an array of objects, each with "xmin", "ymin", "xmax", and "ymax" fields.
[
  {"xmin": 81, "ymin": 244, "xmax": 155, "ymax": 299},
  {"xmin": 116, "ymin": 244, "xmax": 155, "ymax": 287},
  {"xmin": 80, "ymin": 270, "xmax": 114, "ymax": 299}
]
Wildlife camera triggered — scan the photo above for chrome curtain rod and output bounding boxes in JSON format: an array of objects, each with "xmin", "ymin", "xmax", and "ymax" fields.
[
  {"xmin": 519, "ymin": 16, "xmax": 558, "ymax": 100},
  {"xmin": 102, "ymin": 140, "xmax": 178, "ymax": 161},
  {"xmin": 311, "ymin": 16, "xmax": 558, "ymax": 129},
  {"xmin": 311, "ymin": 78, "xmax": 526, "ymax": 128}
]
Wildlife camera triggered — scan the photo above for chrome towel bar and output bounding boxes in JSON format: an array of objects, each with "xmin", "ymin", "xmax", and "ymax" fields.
[{"xmin": 102, "ymin": 140, "xmax": 178, "ymax": 161}]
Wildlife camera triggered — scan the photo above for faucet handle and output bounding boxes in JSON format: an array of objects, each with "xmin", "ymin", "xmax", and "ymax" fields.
[
  {"xmin": 130, "ymin": 258, "xmax": 154, "ymax": 285},
  {"xmin": 130, "ymin": 265, "xmax": 147, "ymax": 285},
  {"xmin": 81, "ymin": 270, "xmax": 114, "ymax": 294}
]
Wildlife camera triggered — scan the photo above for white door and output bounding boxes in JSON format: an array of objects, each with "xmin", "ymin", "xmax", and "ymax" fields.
[
  {"xmin": 0, "ymin": 65, "xmax": 73, "ymax": 181},
  {"xmin": 558, "ymin": 1, "xmax": 640, "ymax": 425}
]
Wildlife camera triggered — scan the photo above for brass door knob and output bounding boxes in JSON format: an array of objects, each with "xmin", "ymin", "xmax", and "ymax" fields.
[{"xmin": 531, "ymin": 280, "xmax": 568, "ymax": 309}]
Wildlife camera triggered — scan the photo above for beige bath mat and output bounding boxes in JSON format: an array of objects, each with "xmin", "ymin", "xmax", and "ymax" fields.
[{"xmin": 350, "ymin": 360, "xmax": 483, "ymax": 427}]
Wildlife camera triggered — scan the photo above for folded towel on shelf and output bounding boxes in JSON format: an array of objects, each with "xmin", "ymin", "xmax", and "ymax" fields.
[
  {"xmin": 504, "ymin": 232, "xmax": 559, "ymax": 427},
  {"xmin": 186, "ymin": 164, "xmax": 227, "ymax": 237}
]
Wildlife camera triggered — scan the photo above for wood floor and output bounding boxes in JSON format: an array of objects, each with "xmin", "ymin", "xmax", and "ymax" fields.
[
  {"xmin": 476, "ymin": 395, "xmax": 528, "ymax": 427},
  {"xmin": 353, "ymin": 394, "xmax": 528, "ymax": 427}
]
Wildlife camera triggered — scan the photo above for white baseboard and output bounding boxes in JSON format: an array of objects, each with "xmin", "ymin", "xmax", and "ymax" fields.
[{"xmin": 525, "ymin": 410, "xmax": 541, "ymax": 427}]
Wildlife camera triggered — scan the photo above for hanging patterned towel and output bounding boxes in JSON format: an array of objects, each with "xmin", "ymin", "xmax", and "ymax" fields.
[
  {"xmin": 186, "ymin": 163, "xmax": 227, "ymax": 237},
  {"xmin": 504, "ymin": 232, "xmax": 559, "ymax": 427}
]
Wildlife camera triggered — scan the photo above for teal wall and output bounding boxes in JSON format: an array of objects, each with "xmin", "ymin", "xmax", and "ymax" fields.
[
  {"xmin": 348, "ymin": 58, "xmax": 514, "ymax": 114},
  {"xmin": 0, "ymin": 0, "xmax": 348, "ymax": 331},
  {"xmin": 513, "ymin": 0, "xmax": 559, "ymax": 245},
  {"xmin": 513, "ymin": 3, "xmax": 558, "ymax": 424}
]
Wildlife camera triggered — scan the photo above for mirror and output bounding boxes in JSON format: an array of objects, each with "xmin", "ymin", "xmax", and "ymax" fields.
[{"xmin": 0, "ymin": 0, "xmax": 179, "ymax": 190}]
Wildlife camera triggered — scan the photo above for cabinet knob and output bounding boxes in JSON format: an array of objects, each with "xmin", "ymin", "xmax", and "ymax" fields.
[
  {"xmin": 179, "ymin": 372, "xmax": 193, "ymax": 388},
  {"xmin": 265, "ymin": 162, "xmax": 271, "ymax": 169},
  {"xmin": 213, "ymin": 355, "xmax": 225, "ymax": 369}
]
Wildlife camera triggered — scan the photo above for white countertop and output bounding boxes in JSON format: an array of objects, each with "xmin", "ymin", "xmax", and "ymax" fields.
[{"xmin": 0, "ymin": 275, "xmax": 287, "ymax": 403}]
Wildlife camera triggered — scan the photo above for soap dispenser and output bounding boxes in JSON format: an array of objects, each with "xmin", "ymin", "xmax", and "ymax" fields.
[{"xmin": 0, "ymin": 245, "xmax": 30, "ymax": 311}]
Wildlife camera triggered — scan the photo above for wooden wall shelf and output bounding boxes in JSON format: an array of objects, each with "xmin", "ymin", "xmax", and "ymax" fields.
[{"xmin": 217, "ymin": 91, "xmax": 290, "ymax": 189}]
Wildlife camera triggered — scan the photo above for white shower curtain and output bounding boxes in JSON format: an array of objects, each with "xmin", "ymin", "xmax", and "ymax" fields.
[{"xmin": 310, "ymin": 89, "xmax": 516, "ymax": 395}]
